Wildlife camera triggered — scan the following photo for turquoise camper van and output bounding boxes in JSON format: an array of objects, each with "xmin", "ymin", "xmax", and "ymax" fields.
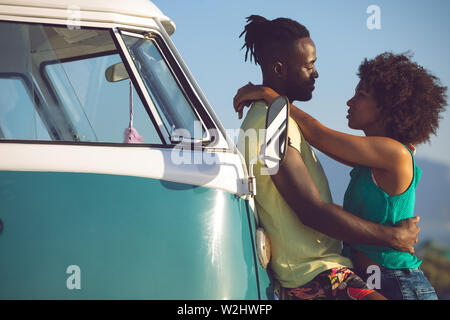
[{"xmin": 0, "ymin": 0, "xmax": 273, "ymax": 299}]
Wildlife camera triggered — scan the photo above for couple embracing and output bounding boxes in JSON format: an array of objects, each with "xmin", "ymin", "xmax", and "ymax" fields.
[{"xmin": 234, "ymin": 15, "xmax": 447, "ymax": 300}]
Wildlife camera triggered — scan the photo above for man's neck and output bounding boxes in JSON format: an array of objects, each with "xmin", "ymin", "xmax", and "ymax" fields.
[
  {"xmin": 262, "ymin": 80, "xmax": 285, "ymax": 95},
  {"xmin": 262, "ymin": 79, "xmax": 293, "ymax": 103}
]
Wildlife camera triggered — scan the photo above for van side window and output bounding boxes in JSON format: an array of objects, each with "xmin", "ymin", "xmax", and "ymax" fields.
[
  {"xmin": 44, "ymin": 54, "xmax": 161, "ymax": 143},
  {"xmin": 0, "ymin": 21, "xmax": 162, "ymax": 144},
  {"xmin": 0, "ymin": 76, "xmax": 50, "ymax": 140}
]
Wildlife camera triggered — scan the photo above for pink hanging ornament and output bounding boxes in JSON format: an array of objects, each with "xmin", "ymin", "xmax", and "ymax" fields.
[{"xmin": 124, "ymin": 80, "xmax": 144, "ymax": 143}]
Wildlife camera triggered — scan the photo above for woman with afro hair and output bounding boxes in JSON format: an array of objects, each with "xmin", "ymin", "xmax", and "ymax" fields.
[{"xmin": 234, "ymin": 52, "xmax": 447, "ymax": 299}]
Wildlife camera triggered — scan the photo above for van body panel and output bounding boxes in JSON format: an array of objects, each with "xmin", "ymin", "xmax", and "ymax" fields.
[
  {"xmin": 244, "ymin": 202, "xmax": 274, "ymax": 300},
  {"xmin": 0, "ymin": 170, "xmax": 259, "ymax": 299}
]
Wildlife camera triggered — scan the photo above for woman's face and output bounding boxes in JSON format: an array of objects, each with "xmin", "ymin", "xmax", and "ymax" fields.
[{"xmin": 346, "ymin": 82, "xmax": 382, "ymax": 132}]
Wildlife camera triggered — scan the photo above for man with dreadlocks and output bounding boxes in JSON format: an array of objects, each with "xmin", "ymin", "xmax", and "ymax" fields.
[{"xmin": 235, "ymin": 15, "xmax": 420, "ymax": 300}]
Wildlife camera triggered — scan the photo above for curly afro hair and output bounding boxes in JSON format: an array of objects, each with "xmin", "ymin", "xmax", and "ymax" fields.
[{"xmin": 357, "ymin": 52, "xmax": 447, "ymax": 145}]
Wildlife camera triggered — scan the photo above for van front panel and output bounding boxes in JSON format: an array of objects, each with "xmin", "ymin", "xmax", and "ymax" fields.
[{"xmin": 0, "ymin": 169, "xmax": 258, "ymax": 299}]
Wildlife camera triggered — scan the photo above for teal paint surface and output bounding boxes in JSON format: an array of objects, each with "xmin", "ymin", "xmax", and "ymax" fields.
[
  {"xmin": 0, "ymin": 171, "xmax": 260, "ymax": 299},
  {"xmin": 245, "ymin": 203, "xmax": 274, "ymax": 300}
]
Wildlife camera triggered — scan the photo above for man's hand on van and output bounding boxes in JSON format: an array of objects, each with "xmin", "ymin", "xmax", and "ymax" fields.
[{"xmin": 391, "ymin": 216, "xmax": 420, "ymax": 255}]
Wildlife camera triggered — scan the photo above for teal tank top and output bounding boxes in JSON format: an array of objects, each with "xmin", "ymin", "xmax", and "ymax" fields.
[{"xmin": 342, "ymin": 146, "xmax": 422, "ymax": 269}]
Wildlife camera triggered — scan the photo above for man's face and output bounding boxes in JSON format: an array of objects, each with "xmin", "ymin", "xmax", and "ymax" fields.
[{"xmin": 284, "ymin": 37, "xmax": 318, "ymax": 102}]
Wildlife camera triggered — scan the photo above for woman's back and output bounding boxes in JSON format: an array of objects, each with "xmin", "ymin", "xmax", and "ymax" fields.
[{"xmin": 343, "ymin": 145, "xmax": 422, "ymax": 269}]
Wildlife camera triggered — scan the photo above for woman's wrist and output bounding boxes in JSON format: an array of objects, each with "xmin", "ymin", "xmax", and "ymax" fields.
[{"xmin": 262, "ymin": 87, "xmax": 280, "ymax": 104}]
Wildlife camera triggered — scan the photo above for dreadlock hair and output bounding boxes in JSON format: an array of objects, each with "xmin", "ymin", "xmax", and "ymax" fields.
[{"xmin": 240, "ymin": 15, "xmax": 310, "ymax": 66}]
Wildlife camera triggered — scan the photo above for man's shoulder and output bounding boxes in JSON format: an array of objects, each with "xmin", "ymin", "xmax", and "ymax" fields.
[
  {"xmin": 287, "ymin": 115, "xmax": 303, "ymax": 154},
  {"xmin": 240, "ymin": 100, "xmax": 268, "ymax": 131}
]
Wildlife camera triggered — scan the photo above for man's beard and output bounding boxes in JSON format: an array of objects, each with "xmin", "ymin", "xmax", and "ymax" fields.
[{"xmin": 287, "ymin": 85, "xmax": 314, "ymax": 102}]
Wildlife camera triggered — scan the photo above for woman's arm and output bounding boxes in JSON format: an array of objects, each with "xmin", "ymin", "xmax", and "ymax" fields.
[
  {"xmin": 316, "ymin": 149, "xmax": 356, "ymax": 168},
  {"xmin": 233, "ymin": 84, "xmax": 419, "ymax": 252},
  {"xmin": 233, "ymin": 83, "xmax": 409, "ymax": 171},
  {"xmin": 288, "ymin": 106, "xmax": 408, "ymax": 171}
]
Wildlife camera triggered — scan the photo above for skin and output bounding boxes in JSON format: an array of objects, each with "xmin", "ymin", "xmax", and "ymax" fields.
[
  {"xmin": 234, "ymin": 37, "xmax": 420, "ymax": 273},
  {"xmin": 236, "ymin": 38, "xmax": 318, "ymax": 119},
  {"xmin": 277, "ymin": 37, "xmax": 318, "ymax": 102}
]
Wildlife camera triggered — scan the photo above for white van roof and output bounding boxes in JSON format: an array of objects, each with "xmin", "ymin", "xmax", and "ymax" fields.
[{"xmin": 0, "ymin": 0, "xmax": 176, "ymax": 35}]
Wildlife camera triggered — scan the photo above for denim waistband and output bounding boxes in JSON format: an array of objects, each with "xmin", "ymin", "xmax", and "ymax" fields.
[{"xmin": 378, "ymin": 266, "xmax": 420, "ymax": 274}]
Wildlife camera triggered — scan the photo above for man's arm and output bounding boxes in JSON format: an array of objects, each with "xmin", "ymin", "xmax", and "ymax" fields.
[{"xmin": 271, "ymin": 145, "xmax": 420, "ymax": 254}]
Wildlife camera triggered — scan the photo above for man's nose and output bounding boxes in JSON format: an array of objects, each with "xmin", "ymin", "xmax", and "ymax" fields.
[{"xmin": 313, "ymin": 69, "xmax": 319, "ymax": 79}]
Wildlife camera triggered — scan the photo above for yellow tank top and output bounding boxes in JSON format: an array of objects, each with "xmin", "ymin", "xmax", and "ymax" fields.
[{"xmin": 238, "ymin": 101, "xmax": 352, "ymax": 288}]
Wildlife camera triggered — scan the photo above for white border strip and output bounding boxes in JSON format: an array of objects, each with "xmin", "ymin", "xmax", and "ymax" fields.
[{"xmin": 0, "ymin": 143, "xmax": 249, "ymax": 196}]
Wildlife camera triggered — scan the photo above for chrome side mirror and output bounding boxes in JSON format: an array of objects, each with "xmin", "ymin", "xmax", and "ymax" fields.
[
  {"xmin": 105, "ymin": 62, "xmax": 129, "ymax": 82},
  {"xmin": 247, "ymin": 96, "xmax": 289, "ymax": 197},
  {"xmin": 261, "ymin": 95, "xmax": 289, "ymax": 174}
]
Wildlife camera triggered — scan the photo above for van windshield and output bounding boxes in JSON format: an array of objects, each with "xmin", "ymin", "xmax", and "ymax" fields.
[{"xmin": 121, "ymin": 33, "xmax": 205, "ymax": 140}]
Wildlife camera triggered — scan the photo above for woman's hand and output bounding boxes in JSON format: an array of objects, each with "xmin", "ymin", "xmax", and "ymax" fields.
[{"xmin": 233, "ymin": 82, "xmax": 280, "ymax": 119}]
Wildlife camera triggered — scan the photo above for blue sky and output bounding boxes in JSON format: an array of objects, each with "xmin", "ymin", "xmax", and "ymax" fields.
[{"xmin": 153, "ymin": 0, "xmax": 450, "ymax": 166}]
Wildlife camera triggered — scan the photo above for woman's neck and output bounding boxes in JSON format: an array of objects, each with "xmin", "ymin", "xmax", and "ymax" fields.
[{"xmin": 363, "ymin": 123, "xmax": 387, "ymax": 138}]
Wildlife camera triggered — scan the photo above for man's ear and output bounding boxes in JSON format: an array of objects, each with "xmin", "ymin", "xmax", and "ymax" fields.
[{"xmin": 273, "ymin": 61, "xmax": 286, "ymax": 78}]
